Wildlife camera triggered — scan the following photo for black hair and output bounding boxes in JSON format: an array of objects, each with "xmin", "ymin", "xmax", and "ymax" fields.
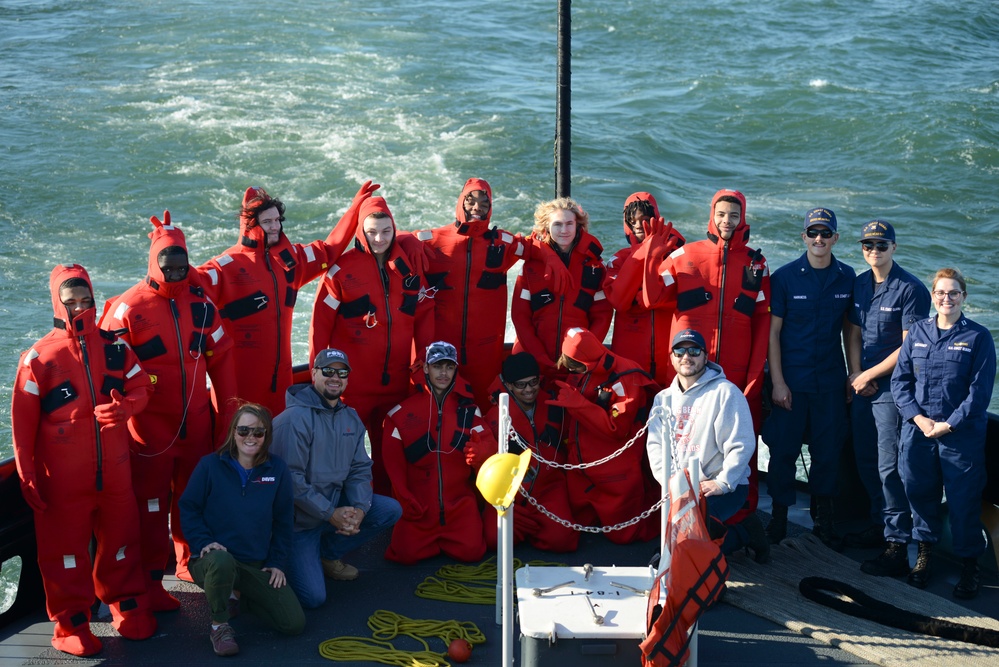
[
  {"xmin": 59, "ymin": 277, "xmax": 90, "ymax": 291},
  {"xmin": 624, "ymin": 199, "xmax": 656, "ymax": 224}
]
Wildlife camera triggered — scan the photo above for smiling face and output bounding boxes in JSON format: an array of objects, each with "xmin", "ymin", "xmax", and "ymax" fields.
[
  {"xmin": 505, "ymin": 375, "xmax": 540, "ymax": 407},
  {"xmin": 312, "ymin": 363, "xmax": 348, "ymax": 405},
  {"xmin": 547, "ymin": 209, "xmax": 578, "ymax": 253},
  {"xmin": 362, "ymin": 213, "xmax": 395, "ymax": 257},
  {"xmin": 671, "ymin": 342, "xmax": 707, "ymax": 387},
  {"xmin": 463, "ymin": 190, "xmax": 491, "ymax": 222},
  {"xmin": 713, "ymin": 200, "xmax": 742, "ymax": 241},
  {"xmin": 860, "ymin": 239, "xmax": 895, "ymax": 271},
  {"xmin": 257, "ymin": 206, "xmax": 283, "ymax": 247},
  {"xmin": 931, "ymin": 277, "xmax": 965, "ymax": 320},
  {"xmin": 234, "ymin": 412, "xmax": 266, "ymax": 468},
  {"xmin": 802, "ymin": 225, "xmax": 838, "ymax": 261}
]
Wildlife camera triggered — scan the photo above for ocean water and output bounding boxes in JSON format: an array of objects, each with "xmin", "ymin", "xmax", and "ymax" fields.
[{"xmin": 2, "ymin": 0, "xmax": 997, "ymax": 457}]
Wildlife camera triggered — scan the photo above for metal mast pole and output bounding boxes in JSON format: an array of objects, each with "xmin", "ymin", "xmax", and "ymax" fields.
[{"xmin": 555, "ymin": 0, "xmax": 571, "ymax": 198}]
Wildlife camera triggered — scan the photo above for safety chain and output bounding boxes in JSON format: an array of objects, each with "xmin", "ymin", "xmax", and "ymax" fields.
[{"xmin": 519, "ymin": 488, "xmax": 666, "ymax": 534}]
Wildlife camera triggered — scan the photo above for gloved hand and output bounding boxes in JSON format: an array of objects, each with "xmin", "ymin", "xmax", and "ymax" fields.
[
  {"xmin": 94, "ymin": 389, "xmax": 133, "ymax": 427},
  {"xmin": 20, "ymin": 477, "xmax": 47, "ymax": 512},
  {"xmin": 532, "ymin": 236, "xmax": 574, "ymax": 293},
  {"xmin": 547, "ymin": 380, "xmax": 590, "ymax": 411},
  {"xmin": 400, "ymin": 496, "xmax": 426, "ymax": 521},
  {"xmin": 642, "ymin": 215, "xmax": 667, "ymax": 239},
  {"xmin": 396, "ymin": 232, "xmax": 438, "ymax": 276},
  {"xmin": 352, "ymin": 179, "xmax": 380, "ymax": 206},
  {"xmin": 463, "ymin": 430, "xmax": 492, "ymax": 469},
  {"xmin": 150, "ymin": 210, "xmax": 171, "ymax": 228}
]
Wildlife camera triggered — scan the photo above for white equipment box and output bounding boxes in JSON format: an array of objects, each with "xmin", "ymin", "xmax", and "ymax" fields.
[{"xmin": 516, "ymin": 564, "xmax": 653, "ymax": 665}]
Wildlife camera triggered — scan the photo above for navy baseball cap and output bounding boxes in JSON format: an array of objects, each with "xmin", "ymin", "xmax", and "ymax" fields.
[
  {"xmin": 859, "ymin": 219, "xmax": 895, "ymax": 243},
  {"xmin": 671, "ymin": 328, "xmax": 706, "ymax": 350},
  {"xmin": 804, "ymin": 208, "xmax": 837, "ymax": 232},
  {"xmin": 314, "ymin": 348, "xmax": 351, "ymax": 371}
]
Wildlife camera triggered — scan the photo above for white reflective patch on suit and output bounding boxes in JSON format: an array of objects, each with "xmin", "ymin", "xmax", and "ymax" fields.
[
  {"xmin": 126, "ymin": 363, "xmax": 143, "ymax": 379},
  {"xmin": 661, "ymin": 272, "xmax": 676, "ymax": 287},
  {"xmin": 472, "ymin": 424, "xmax": 484, "ymax": 433},
  {"xmin": 612, "ymin": 382, "xmax": 625, "ymax": 396},
  {"xmin": 25, "ymin": 349, "xmax": 39, "ymax": 363},
  {"xmin": 756, "ymin": 291, "xmax": 766, "ymax": 302},
  {"xmin": 323, "ymin": 294, "xmax": 341, "ymax": 311},
  {"xmin": 514, "ymin": 244, "xmax": 525, "ymax": 257},
  {"xmin": 147, "ymin": 498, "xmax": 160, "ymax": 512},
  {"xmin": 387, "ymin": 405, "xmax": 402, "ymax": 417},
  {"xmin": 205, "ymin": 268, "xmax": 220, "ymax": 286},
  {"xmin": 500, "ymin": 232, "xmax": 513, "ymax": 244},
  {"xmin": 23, "ymin": 380, "xmax": 39, "ymax": 396},
  {"xmin": 567, "ymin": 327, "xmax": 584, "ymax": 338},
  {"xmin": 116, "ymin": 546, "xmax": 126, "ymax": 561},
  {"xmin": 216, "ymin": 254, "xmax": 234, "ymax": 267},
  {"xmin": 304, "ymin": 246, "xmax": 316, "ymax": 263},
  {"xmin": 327, "ymin": 264, "xmax": 341, "ymax": 278},
  {"xmin": 670, "ymin": 246, "xmax": 686, "ymax": 259},
  {"xmin": 519, "ymin": 289, "xmax": 531, "ymax": 300},
  {"xmin": 390, "ymin": 427, "xmax": 401, "ymax": 440},
  {"xmin": 113, "ymin": 302, "xmax": 129, "ymax": 320},
  {"xmin": 594, "ymin": 290, "xmax": 606, "ymax": 301},
  {"xmin": 63, "ymin": 555, "xmax": 77, "ymax": 569},
  {"xmin": 211, "ymin": 326, "xmax": 225, "ymax": 343},
  {"xmin": 416, "ymin": 231, "xmax": 433, "ymax": 241}
]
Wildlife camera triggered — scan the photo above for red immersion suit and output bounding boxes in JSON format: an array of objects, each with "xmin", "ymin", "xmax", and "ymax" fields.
[
  {"xmin": 197, "ymin": 185, "xmax": 370, "ymax": 416},
  {"xmin": 512, "ymin": 231, "xmax": 612, "ymax": 372},
  {"xmin": 12, "ymin": 264, "xmax": 156, "ymax": 655},
  {"xmin": 417, "ymin": 178, "xmax": 554, "ymax": 410},
  {"xmin": 100, "ymin": 215, "xmax": 237, "ymax": 601},
  {"xmin": 382, "ymin": 373, "xmax": 494, "ymax": 564},
  {"xmin": 603, "ymin": 192, "xmax": 685, "ymax": 386},
  {"xmin": 309, "ymin": 197, "xmax": 434, "ymax": 495},
  {"xmin": 483, "ymin": 389, "xmax": 578, "ymax": 552},
  {"xmin": 642, "ymin": 189, "xmax": 770, "ymax": 519},
  {"xmin": 550, "ymin": 327, "xmax": 660, "ymax": 545}
]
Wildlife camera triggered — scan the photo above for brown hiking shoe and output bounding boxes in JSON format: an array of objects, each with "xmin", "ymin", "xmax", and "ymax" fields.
[
  {"xmin": 322, "ymin": 558, "xmax": 359, "ymax": 581},
  {"xmin": 210, "ymin": 623, "xmax": 239, "ymax": 657}
]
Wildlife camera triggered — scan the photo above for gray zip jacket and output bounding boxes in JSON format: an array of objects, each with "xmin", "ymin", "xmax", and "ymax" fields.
[
  {"xmin": 645, "ymin": 361, "xmax": 754, "ymax": 493},
  {"xmin": 272, "ymin": 383, "xmax": 373, "ymax": 531}
]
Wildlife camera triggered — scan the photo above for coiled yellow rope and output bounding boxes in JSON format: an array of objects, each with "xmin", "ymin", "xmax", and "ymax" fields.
[
  {"xmin": 317, "ymin": 610, "xmax": 485, "ymax": 666},
  {"xmin": 415, "ymin": 556, "xmax": 565, "ymax": 604}
]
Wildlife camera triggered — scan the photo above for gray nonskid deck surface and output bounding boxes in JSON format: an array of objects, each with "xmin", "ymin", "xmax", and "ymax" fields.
[{"xmin": 2, "ymin": 493, "xmax": 996, "ymax": 666}]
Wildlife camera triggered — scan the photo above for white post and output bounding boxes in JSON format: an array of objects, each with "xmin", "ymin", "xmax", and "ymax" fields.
[
  {"xmin": 495, "ymin": 393, "xmax": 509, "ymax": 626},
  {"xmin": 497, "ymin": 393, "xmax": 514, "ymax": 667},
  {"xmin": 687, "ymin": 457, "xmax": 700, "ymax": 667}
]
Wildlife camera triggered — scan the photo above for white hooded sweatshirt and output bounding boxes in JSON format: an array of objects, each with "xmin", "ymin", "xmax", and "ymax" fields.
[{"xmin": 645, "ymin": 361, "xmax": 755, "ymax": 494}]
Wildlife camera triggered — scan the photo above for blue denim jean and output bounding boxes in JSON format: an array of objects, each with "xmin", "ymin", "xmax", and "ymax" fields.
[
  {"xmin": 706, "ymin": 484, "xmax": 750, "ymax": 555},
  {"xmin": 287, "ymin": 493, "xmax": 401, "ymax": 608}
]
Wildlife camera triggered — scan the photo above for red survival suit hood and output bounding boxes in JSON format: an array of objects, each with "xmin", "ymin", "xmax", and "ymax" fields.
[
  {"xmin": 706, "ymin": 189, "xmax": 749, "ymax": 246},
  {"xmin": 145, "ymin": 214, "xmax": 191, "ymax": 299},
  {"xmin": 355, "ymin": 196, "xmax": 397, "ymax": 255},
  {"xmin": 50, "ymin": 263, "xmax": 98, "ymax": 337},
  {"xmin": 561, "ymin": 326, "xmax": 609, "ymax": 374},
  {"xmin": 453, "ymin": 177, "xmax": 492, "ymax": 237},
  {"xmin": 623, "ymin": 192, "xmax": 661, "ymax": 247}
]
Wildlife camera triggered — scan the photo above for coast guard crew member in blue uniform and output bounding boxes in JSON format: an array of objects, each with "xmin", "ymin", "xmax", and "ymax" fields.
[
  {"xmin": 846, "ymin": 220, "xmax": 930, "ymax": 576},
  {"xmin": 763, "ymin": 208, "xmax": 855, "ymax": 548},
  {"xmin": 891, "ymin": 267, "xmax": 996, "ymax": 598}
]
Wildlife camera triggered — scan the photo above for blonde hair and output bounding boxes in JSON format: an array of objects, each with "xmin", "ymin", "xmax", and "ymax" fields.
[
  {"xmin": 930, "ymin": 267, "xmax": 967, "ymax": 294},
  {"xmin": 532, "ymin": 197, "xmax": 590, "ymax": 240}
]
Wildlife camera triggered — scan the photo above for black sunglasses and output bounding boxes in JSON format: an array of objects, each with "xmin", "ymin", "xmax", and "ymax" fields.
[
  {"xmin": 319, "ymin": 367, "xmax": 350, "ymax": 378},
  {"xmin": 861, "ymin": 241, "xmax": 891, "ymax": 252},
  {"xmin": 672, "ymin": 346, "xmax": 704, "ymax": 358},
  {"xmin": 235, "ymin": 426, "xmax": 266, "ymax": 438},
  {"xmin": 805, "ymin": 229, "xmax": 834, "ymax": 239},
  {"xmin": 511, "ymin": 377, "xmax": 541, "ymax": 390}
]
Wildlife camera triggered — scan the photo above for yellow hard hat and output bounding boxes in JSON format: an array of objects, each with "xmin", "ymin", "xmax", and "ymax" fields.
[{"xmin": 475, "ymin": 450, "xmax": 533, "ymax": 512}]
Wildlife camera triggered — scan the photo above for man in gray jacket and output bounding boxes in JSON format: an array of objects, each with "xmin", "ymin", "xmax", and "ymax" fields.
[
  {"xmin": 272, "ymin": 348, "xmax": 402, "ymax": 608},
  {"xmin": 646, "ymin": 329, "xmax": 770, "ymax": 563}
]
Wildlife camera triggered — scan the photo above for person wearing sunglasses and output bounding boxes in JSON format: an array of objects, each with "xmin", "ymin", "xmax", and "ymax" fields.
[
  {"xmin": 762, "ymin": 208, "xmax": 856, "ymax": 549},
  {"xmin": 381, "ymin": 341, "xmax": 495, "ymax": 564},
  {"xmin": 270, "ymin": 348, "xmax": 402, "ymax": 608},
  {"xmin": 99, "ymin": 213, "xmax": 239, "ymax": 596},
  {"xmin": 180, "ymin": 403, "xmax": 305, "ymax": 656},
  {"xmin": 845, "ymin": 219, "xmax": 931, "ymax": 576},
  {"xmin": 646, "ymin": 329, "xmax": 770, "ymax": 564},
  {"xmin": 891, "ymin": 268, "xmax": 995, "ymax": 597},
  {"xmin": 477, "ymin": 353, "xmax": 577, "ymax": 552}
]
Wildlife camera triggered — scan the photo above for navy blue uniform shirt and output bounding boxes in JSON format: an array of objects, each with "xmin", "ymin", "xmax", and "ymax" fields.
[
  {"xmin": 892, "ymin": 315, "xmax": 996, "ymax": 432},
  {"xmin": 771, "ymin": 252, "xmax": 855, "ymax": 392},
  {"xmin": 848, "ymin": 261, "xmax": 930, "ymax": 370}
]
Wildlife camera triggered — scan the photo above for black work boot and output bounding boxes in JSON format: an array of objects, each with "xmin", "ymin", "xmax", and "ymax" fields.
[
  {"xmin": 907, "ymin": 542, "xmax": 932, "ymax": 588},
  {"xmin": 767, "ymin": 504, "xmax": 788, "ymax": 544},
  {"xmin": 812, "ymin": 496, "xmax": 844, "ymax": 551},
  {"xmin": 740, "ymin": 513, "xmax": 771, "ymax": 564},
  {"xmin": 861, "ymin": 541, "xmax": 909, "ymax": 576},
  {"xmin": 953, "ymin": 557, "xmax": 981, "ymax": 599}
]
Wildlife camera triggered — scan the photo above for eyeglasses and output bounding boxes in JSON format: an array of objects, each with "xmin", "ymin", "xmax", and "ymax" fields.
[
  {"xmin": 805, "ymin": 229, "xmax": 834, "ymax": 239},
  {"xmin": 235, "ymin": 426, "xmax": 266, "ymax": 438},
  {"xmin": 932, "ymin": 290, "xmax": 963, "ymax": 300},
  {"xmin": 861, "ymin": 241, "xmax": 891, "ymax": 252},
  {"xmin": 319, "ymin": 367, "xmax": 350, "ymax": 378},
  {"xmin": 511, "ymin": 377, "xmax": 541, "ymax": 390},
  {"xmin": 672, "ymin": 346, "xmax": 704, "ymax": 358}
]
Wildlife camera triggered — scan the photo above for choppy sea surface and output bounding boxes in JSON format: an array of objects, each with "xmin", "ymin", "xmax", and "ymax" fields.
[{"xmin": 1, "ymin": 0, "xmax": 997, "ymax": 480}]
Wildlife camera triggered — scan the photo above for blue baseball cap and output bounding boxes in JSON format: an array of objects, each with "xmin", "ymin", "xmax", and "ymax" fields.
[
  {"xmin": 671, "ymin": 329, "xmax": 706, "ymax": 350},
  {"xmin": 804, "ymin": 208, "xmax": 837, "ymax": 232},
  {"xmin": 426, "ymin": 341, "xmax": 458, "ymax": 366},
  {"xmin": 859, "ymin": 219, "xmax": 896, "ymax": 243}
]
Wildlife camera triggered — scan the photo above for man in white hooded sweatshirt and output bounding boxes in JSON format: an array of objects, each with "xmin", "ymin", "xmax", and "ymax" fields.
[{"xmin": 646, "ymin": 329, "xmax": 770, "ymax": 563}]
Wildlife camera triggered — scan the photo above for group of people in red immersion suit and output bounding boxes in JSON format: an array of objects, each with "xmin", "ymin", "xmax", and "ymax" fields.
[{"xmin": 13, "ymin": 177, "xmax": 772, "ymax": 656}]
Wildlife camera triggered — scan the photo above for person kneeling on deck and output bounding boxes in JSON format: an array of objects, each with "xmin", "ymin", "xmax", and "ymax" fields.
[
  {"xmin": 382, "ymin": 341, "xmax": 495, "ymax": 564},
  {"xmin": 645, "ymin": 329, "xmax": 770, "ymax": 563},
  {"xmin": 271, "ymin": 349, "xmax": 402, "ymax": 608},
  {"xmin": 180, "ymin": 403, "xmax": 305, "ymax": 656}
]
